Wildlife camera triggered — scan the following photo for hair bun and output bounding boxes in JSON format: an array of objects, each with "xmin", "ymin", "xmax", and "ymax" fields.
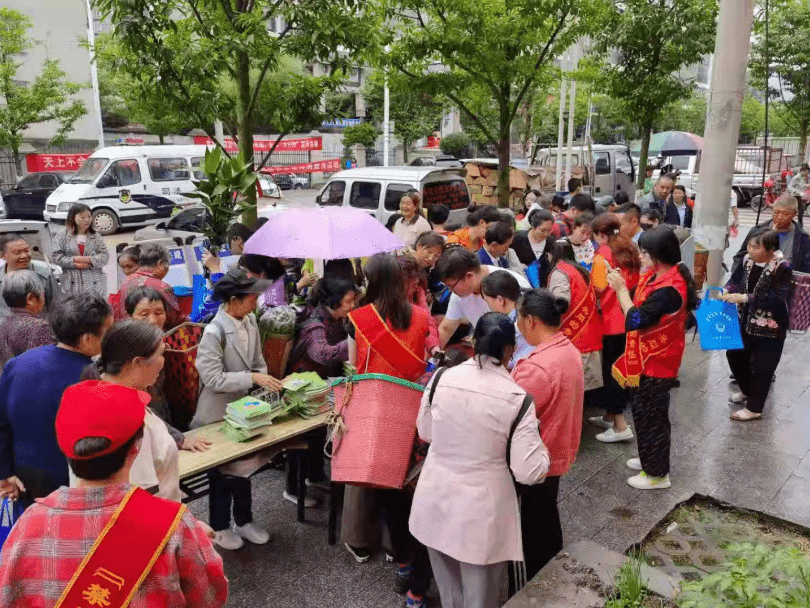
[{"xmin": 554, "ymin": 297, "xmax": 570, "ymax": 316}]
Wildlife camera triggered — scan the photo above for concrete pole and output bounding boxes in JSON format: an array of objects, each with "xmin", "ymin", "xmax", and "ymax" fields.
[
  {"xmin": 383, "ymin": 77, "xmax": 390, "ymax": 167},
  {"xmin": 565, "ymin": 77, "xmax": 577, "ymax": 188},
  {"xmin": 83, "ymin": 0, "xmax": 105, "ymax": 149},
  {"xmin": 556, "ymin": 61, "xmax": 568, "ymax": 191},
  {"xmin": 693, "ymin": 0, "xmax": 755, "ymax": 288}
]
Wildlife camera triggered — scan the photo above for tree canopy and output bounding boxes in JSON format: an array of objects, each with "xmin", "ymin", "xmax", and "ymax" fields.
[{"xmin": 0, "ymin": 8, "xmax": 86, "ymax": 171}]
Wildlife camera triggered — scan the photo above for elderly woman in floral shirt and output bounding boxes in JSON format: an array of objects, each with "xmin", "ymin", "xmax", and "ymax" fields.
[
  {"xmin": 722, "ymin": 230, "xmax": 792, "ymax": 421},
  {"xmin": 0, "ymin": 270, "xmax": 55, "ymax": 368}
]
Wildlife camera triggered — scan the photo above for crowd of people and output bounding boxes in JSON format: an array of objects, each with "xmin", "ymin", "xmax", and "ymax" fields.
[{"xmin": 0, "ymin": 183, "xmax": 805, "ymax": 608}]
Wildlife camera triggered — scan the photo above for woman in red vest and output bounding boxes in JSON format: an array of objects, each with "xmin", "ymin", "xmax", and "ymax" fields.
[
  {"xmin": 548, "ymin": 239, "xmax": 603, "ymax": 393},
  {"xmin": 607, "ymin": 227, "xmax": 698, "ymax": 490},
  {"xmin": 589, "ymin": 214, "xmax": 641, "ymax": 443},
  {"xmin": 343, "ymin": 253, "xmax": 432, "ymax": 608}
]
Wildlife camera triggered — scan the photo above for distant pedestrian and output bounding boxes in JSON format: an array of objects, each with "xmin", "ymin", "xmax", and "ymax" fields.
[
  {"xmin": 52, "ymin": 203, "xmax": 109, "ymax": 296},
  {"xmin": 787, "ymin": 163, "xmax": 809, "ymax": 226}
]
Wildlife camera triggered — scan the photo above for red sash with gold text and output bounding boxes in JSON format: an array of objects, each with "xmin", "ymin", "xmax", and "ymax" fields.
[
  {"xmin": 349, "ymin": 304, "xmax": 426, "ymax": 381},
  {"xmin": 611, "ymin": 316, "xmax": 682, "ymax": 388},
  {"xmin": 558, "ymin": 264, "xmax": 598, "ymax": 347},
  {"xmin": 54, "ymin": 487, "xmax": 185, "ymax": 608}
]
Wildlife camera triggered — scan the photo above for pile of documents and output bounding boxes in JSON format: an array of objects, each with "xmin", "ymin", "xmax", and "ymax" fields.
[
  {"xmin": 221, "ymin": 395, "xmax": 280, "ymax": 442},
  {"xmin": 281, "ymin": 372, "xmax": 331, "ymax": 419}
]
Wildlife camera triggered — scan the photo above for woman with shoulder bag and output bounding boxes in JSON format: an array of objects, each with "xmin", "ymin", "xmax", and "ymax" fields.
[
  {"xmin": 410, "ymin": 313, "xmax": 550, "ymax": 608},
  {"xmin": 722, "ymin": 230, "xmax": 792, "ymax": 421}
]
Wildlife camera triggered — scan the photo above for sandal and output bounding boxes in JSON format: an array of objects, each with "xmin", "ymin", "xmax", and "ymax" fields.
[{"xmin": 730, "ymin": 409, "xmax": 762, "ymax": 421}]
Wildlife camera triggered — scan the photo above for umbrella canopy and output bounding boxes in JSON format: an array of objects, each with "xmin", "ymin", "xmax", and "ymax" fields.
[
  {"xmin": 243, "ymin": 206, "xmax": 406, "ymax": 260},
  {"xmin": 650, "ymin": 131, "xmax": 704, "ymax": 156}
]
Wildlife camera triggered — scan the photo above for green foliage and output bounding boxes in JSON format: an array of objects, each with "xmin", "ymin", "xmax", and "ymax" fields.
[
  {"xmin": 0, "ymin": 8, "xmax": 86, "ymax": 168},
  {"xmin": 363, "ymin": 71, "xmax": 446, "ymax": 161},
  {"xmin": 379, "ymin": 0, "xmax": 608, "ymax": 205},
  {"xmin": 590, "ymin": 0, "xmax": 718, "ymax": 187},
  {"xmin": 750, "ymin": 0, "xmax": 810, "ymax": 159},
  {"xmin": 678, "ymin": 542, "xmax": 810, "ymax": 607},
  {"xmin": 342, "ymin": 122, "xmax": 380, "ymax": 150},
  {"xmin": 186, "ymin": 148, "xmax": 258, "ymax": 251},
  {"xmin": 605, "ymin": 554, "xmax": 648, "ymax": 608},
  {"xmin": 323, "ymin": 91, "xmax": 355, "ymax": 120},
  {"xmin": 439, "ymin": 133, "xmax": 473, "ymax": 158}
]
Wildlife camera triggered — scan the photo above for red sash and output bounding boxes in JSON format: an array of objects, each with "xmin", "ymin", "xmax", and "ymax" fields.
[
  {"xmin": 349, "ymin": 304, "xmax": 426, "ymax": 381},
  {"xmin": 54, "ymin": 487, "xmax": 185, "ymax": 608},
  {"xmin": 557, "ymin": 263, "xmax": 600, "ymax": 352},
  {"xmin": 612, "ymin": 266, "xmax": 687, "ymax": 387}
]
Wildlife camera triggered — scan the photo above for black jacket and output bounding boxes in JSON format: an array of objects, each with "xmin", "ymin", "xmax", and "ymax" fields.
[
  {"xmin": 732, "ymin": 221, "xmax": 810, "ymax": 275},
  {"xmin": 511, "ymin": 232, "xmax": 556, "ymax": 287},
  {"xmin": 664, "ymin": 202, "xmax": 693, "ymax": 229}
]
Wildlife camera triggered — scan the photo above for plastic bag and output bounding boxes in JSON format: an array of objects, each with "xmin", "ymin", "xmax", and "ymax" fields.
[
  {"xmin": 525, "ymin": 260, "xmax": 541, "ymax": 288},
  {"xmin": 696, "ymin": 287, "xmax": 744, "ymax": 351},
  {"xmin": 0, "ymin": 497, "xmax": 21, "ymax": 551}
]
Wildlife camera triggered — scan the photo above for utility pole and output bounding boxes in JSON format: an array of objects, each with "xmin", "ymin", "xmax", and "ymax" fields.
[
  {"xmin": 556, "ymin": 56, "xmax": 568, "ymax": 192},
  {"xmin": 383, "ymin": 77, "xmax": 390, "ymax": 167},
  {"xmin": 83, "ymin": 0, "xmax": 105, "ymax": 149},
  {"xmin": 693, "ymin": 0, "xmax": 756, "ymax": 288}
]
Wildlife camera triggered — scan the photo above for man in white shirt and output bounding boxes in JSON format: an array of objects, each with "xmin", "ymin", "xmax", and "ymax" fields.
[
  {"xmin": 477, "ymin": 222, "xmax": 525, "ymax": 272},
  {"xmin": 435, "ymin": 247, "xmax": 531, "ymax": 347}
]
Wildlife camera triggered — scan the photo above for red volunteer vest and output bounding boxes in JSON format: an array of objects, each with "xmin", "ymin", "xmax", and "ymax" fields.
[
  {"xmin": 596, "ymin": 246, "xmax": 640, "ymax": 336},
  {"xmin": 612, "ymin": 265, "xmax": 688, "ymax": 386},
  {"xmin": 557, "ymin": 262, "xmax": 602, "ymax": 354},
  {"xmin": 349, "ymin": 304, "xmax": 428, "ymax": 382}
]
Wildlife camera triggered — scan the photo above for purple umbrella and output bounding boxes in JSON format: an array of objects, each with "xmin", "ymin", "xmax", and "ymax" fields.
[{"xmin": 243, "ymin": 206, "xmax": 406, "ymax": 260}]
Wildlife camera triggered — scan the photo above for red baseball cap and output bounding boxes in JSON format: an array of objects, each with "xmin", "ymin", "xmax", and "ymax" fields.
[{"xmin": 56, "ymin": 380, "xmax": 150, "ymax": 460}]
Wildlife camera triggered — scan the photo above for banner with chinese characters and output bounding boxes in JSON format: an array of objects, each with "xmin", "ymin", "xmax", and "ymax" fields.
[
  {"xmin": 192, "ymin": 136, "xmax": 322, "ymax": 153},
  {"xmin": 259, "ymin": 159, "xmax": 342, "ymax": 175},
  {"xmin": 26, "ymin": 153, "xmax": 91, "ymax": 173}
]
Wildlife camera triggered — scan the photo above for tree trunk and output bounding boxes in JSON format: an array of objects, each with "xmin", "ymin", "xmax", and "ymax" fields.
[
  {"xmin": 236, "ymin": 49, "xmax": 257, "ymax": 228},
  {"xmin": 497, "ymin": 137, "xmax": 510, "ymax": 208},
  {"xmin": 800, "ymin": 118, "xmax": 809, "ymax": 164},
  {"xmin": 159, "ymin": 134, "xmax": 165, "ymax": 145},
  {"xmin": 636, "ymin": 124, "xmax": 652, "ymax": 191},
  {"xmin": 403, "ymin": 141, "xmax": 410, "ymax": 163}
]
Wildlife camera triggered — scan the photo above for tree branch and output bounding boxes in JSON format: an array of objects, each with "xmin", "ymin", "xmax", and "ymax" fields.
[
  {"xmin": 255, "ymin": 131, "xmax": 290, "ymax": 172},
  {"xmin": 246, "ymin": 23, "xmax": 292, "ymax": 118}
]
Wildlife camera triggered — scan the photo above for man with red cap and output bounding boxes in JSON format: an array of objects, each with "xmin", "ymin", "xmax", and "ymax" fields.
[{"xmin": 0, "ymin": 380, "xmax": 228, "ymax": 608}]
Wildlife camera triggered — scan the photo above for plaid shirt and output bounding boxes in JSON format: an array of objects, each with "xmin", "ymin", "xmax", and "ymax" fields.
[
  {"xmin": 114, "ymin": 269, "xmax": 187, "ymax": 329},
  {"xmin": 0, "ymin": 484, "xmax": 228, "ymax": 608}
]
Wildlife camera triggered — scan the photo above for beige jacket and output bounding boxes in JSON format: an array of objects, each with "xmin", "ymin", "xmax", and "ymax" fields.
[{"xmin": 409, "ymin": 358, "xmax": 550, "ymax": 565}]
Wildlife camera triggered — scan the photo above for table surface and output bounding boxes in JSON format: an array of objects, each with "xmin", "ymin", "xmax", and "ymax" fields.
[{"xmin": 178, "ymin": 412, "xmax": 329, "ymax": 479}]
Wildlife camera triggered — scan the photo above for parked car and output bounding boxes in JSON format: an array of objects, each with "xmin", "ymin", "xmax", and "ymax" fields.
[
  {"xmin": 410, "ymin": 155, "xmax": 463, "ymax": 168},
  {"xmin": 273, "ymin": 173, "xmax": 309, "ymax": 190},
  {"xmin": 1, "ymin": 173, "xmax": 68, "ymax": 220},
  {"xmin": 258, "ymin": 176, "xmax": 282, "ymax": 199}
]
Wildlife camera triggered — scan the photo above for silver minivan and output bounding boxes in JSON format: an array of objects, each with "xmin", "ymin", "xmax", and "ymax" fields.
[{"xmin": 315, "ymin": 166, "xmax": 471, "ymax": 225}]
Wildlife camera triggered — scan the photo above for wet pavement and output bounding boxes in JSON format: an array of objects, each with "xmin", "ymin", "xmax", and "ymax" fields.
[{"xmin": 185, "ymin": 326, "xmax": 810, "ymax": 608}]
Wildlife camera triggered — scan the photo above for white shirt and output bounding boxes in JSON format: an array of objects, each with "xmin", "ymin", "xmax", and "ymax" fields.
[
  {"xmin": 392, "ymin": 215, "xmax": 432, "ymax": 249},
  {"xmin": 529, "ymin": 236, "xmax": 547, "ymax": 260},
  {"xmin": 445, "ymin": 266, "xmax": 531, "ymax": 328}
]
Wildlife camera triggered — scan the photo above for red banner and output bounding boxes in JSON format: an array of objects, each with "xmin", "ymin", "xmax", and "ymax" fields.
[
  {"xmin": 260, "ymin": 159, "xmax": 342, "ymax": 175},
  {"xmin": 26, "ymin": 153, "xmax": 91, "ymax": 173},
  {"xmin": 192, "ymin": 136, "xmax": 322, "ymax": 153}
]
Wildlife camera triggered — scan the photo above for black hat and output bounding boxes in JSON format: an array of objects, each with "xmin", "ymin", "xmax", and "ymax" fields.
[{"xmin": 213, "ymin": 267, "xmax": 272, "ymax": 298}]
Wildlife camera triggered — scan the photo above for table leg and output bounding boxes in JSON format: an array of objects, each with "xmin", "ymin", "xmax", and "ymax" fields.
[
  {"xmin": 328, "ymin": 482, "xmax": 338, "ymax": 545},
  {"xmin": 297, "ymin": 451, "xmax": 306, "ymax": 523}
]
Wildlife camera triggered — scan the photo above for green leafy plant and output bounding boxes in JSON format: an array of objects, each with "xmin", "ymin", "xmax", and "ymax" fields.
[
  {"xmin": 187, "ymin": 148, "xmax": 258, "ymax": 251},
  {"xmin": 606, "ymin": 553, "xmax": 649, "ymax": 608},
  {"xmin": 342, "ymin": 122, "xmax": 381, "ymax": 150},
  {"xmin": 439, "ymin": 133, "xmax": 472, "ymax": 159},
  {"xmin": 678, "ymin": 542, "xmax": 810, "ymax": 608}
]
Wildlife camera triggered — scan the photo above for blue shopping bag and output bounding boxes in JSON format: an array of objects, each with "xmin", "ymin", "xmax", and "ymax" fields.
[
  {"xmin": 0, "ymin": 497, "xmax": 22, "ymax": 552},
  {"xmin": 525, "ymin": 261, "xmax": 541, "ymax": 288},
  {"xmin": 696, "ymin": 287, "xmax": 744, "ymax": 351}
]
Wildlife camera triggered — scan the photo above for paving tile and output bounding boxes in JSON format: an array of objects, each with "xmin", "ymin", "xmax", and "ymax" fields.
[{"xmin": 766, "ymin": 475, "xmax": 810, "ymax": 527}]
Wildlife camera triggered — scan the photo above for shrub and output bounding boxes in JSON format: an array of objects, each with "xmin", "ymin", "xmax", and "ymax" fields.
[{"xmin": 440, "ymin": 132, "xmax": 472, "ymax": 158}]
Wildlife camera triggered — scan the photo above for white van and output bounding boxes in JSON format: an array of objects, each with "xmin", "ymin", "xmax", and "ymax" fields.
[
  {"xmin": 315, "ymin": 166, "xmax": 471, "ymax": 226},
  {"xmin": 44, "ymin": 145, "xmax": 211, "ymax": 235}
]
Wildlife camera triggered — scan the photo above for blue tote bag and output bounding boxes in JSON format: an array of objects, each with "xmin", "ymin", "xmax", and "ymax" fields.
[
  {"xmin": 696, "ymin": 287, "xmax": 744, "ymax": 351},
  {"xmin": 0, "ymin": 497, "xmax": 22, "ymax": 553}
]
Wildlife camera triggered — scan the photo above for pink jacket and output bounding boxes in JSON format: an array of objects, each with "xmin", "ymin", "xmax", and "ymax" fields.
[{"xmin": 512, "ymin": 333, "xmax": 584, "ymax": 477}]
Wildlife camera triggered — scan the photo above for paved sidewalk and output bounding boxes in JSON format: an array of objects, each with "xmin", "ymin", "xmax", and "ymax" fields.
[{"xmin": 187, "ymin": 332, "xmax": 810, "ymax": 608}]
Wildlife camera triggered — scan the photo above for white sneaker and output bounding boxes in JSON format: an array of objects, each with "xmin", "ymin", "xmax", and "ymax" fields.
[
  {"xmin": 729, "ymin": 392, "xmax": 747, "ymax": 403},
  {"xmin": 587, "ymin": 416, "xmax": 614, "ymax": 430},
  {"xmin": 234, "ymin": 522, "xmax": 270, "ymax": 545},
  {"xmin": 282, "ymin": 490, "xmax": 317, "ymax": 508},
  {"xmin": 596, "ymin": 427, "xmax": 635, "ymax": 443},
  {"xmin": 305, "ymin": 478, "xmax": 331, "ymax": 492},
  {"xmin": 627, "ymin": 472, "xmax": 671, "ymax": 490},
  {"xmin": 213, "ymin": 529, "xmax": 244, "ymax": 550},
  {"xmin": 626, "ymin": 458, "xmax": 643, "ymax": 471}
]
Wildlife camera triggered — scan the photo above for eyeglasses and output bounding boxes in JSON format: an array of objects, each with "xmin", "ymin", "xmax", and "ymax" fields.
[{"xmin": 444, "ymin": 276, "xmax": 464, "ymax": 294}]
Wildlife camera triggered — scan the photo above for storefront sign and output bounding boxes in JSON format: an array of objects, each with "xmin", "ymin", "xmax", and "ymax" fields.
[
  {"xmin": 260, "ymin": 159, "xmax": 342, "ymax": 175},
  {"xmin": 321, "ymin": 118, "xmax": 362, "ymax": 129},
  {"xmin": 26, "ymin": 153, "xmax": 91, "ymax": 173},
  {"xmin": 192, "ymin": 136, "xmax": 322, "ymax": 153}
]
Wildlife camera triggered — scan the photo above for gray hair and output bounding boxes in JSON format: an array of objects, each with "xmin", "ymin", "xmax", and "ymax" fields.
[
  {"xmin": 138, "ymin": 243, "xmax": 171, "ymax": 268},
  {"xmin": 3, "ymin": 269, "xmax": 44, "ymax": 308},
  {"xmin": 773, "ymin": 194, "xmax": 798, "ymax": 213},
  {"xmin": 656, "ymin": 174, "xmax": 675, "ymax": 185}
]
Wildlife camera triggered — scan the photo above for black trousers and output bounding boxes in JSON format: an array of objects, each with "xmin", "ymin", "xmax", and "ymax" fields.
[
  {"xmin": 595, "ymin": 334, "xmax": 628, "ymax": 415},
  {"xmin": 209, "ymin": 469, "xmax": 253, "ymax": 532},
  {"xmin": 285, "ymin": 428, "xmax": 327, "ymax": 495},
  {"xmin": 377, "ymin": 489, "xmax": 432, "ymax": 597},
  {"xmin": 520, "ymin": 476, "xmax": 562, "ymax": 580},
  {"xmin": 796, "ymin": 196, "xmax": 806, "ymax": 226},
  {"xmin": 726, "ymin": 335, "xmax": 785, "ymax": 414},
  {"xmin": 630, "ymin": 376, "xmax": 675, "ymax": 478}
]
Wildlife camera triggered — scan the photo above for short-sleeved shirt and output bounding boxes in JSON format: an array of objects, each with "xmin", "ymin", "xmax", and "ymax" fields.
[
  {"xmin": 445, "ymin": 266, "xmax": 531, "ymax": 328},
  {"xmin": 392, "ymin": 215, "xmax": 432, "ymax": 249}
]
